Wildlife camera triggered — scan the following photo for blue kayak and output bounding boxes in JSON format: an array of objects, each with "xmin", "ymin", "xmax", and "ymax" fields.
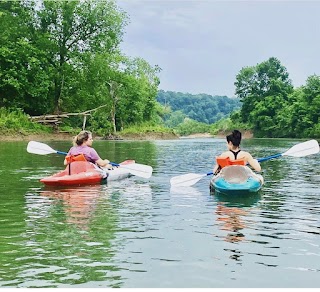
[{"xmin": 210, "ymin": 165, "xmax": 264, "ymax": 195}]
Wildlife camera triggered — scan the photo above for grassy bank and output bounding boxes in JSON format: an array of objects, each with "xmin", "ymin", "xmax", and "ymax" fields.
[
  {"xmin": 117, "ymin": 124, "xmax": 178, "ymax": 140},
  {"xmin": 1, "ymin": 108, "xmax": 253, "ymax": 141}
]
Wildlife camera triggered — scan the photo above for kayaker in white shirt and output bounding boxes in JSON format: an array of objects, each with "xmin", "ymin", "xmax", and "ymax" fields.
[{"xmin": 213, "ymin": 130, "xmax": 261, "ymax": 174}]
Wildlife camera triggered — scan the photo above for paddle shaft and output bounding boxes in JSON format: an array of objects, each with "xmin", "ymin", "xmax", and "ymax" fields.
[{"xmin": 257, "ymin": 153, "xmax": 282, "ymax": 163}]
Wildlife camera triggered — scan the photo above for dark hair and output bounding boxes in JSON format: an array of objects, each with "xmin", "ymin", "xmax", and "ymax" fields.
[
  {"xmin": 73, "ymin": 130, "xmax": 92, "ymax": 146},
  {"xmin": 226, "ymin": 130, "xmax": 242, "ymax": 147}
]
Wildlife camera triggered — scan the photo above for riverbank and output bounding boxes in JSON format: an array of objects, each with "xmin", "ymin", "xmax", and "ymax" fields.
[
  {"xmin": 212, "ymin": 130, "xmax": 253, "ymax": 139},
  {"xmin": 1, "ymin": 131, "xmax": 179, "ymax": 141},
  {"xmin": 180, "ymin": 133, "xmax": 213, "ymax": 139},
  {"xmin": 2, "ymin": 130, "xmax": 254, "ymax": 141},
  {"xmin": 180, "ymin": 131, "xmax": 253, "ymax": 139}
]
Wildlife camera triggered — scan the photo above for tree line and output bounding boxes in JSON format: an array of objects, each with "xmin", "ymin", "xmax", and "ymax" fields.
[
  {"xmin": 233, "ymin": 57, "xmax": 320, "ymax": 138},
  {"xmin": 0, "ymin": 0, "xmax": 160, "ymax": 135},
  {"xmin": 157, "ymin": 90, "xmax": 241, "ymax": 125},
  {"xmin": 1, "ymin": 1, "xmax": 319, "ymax": 138}
]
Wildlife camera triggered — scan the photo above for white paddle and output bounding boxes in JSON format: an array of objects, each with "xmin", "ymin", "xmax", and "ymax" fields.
[
  {"xmin": 170, "ymin": 139, "xmax": 319, "ymax": 187},
  {"xmin": 27, "ymin": 140, "xmax": 68, "ymax": 155},
  {"xmin": 109, "ymin": 162, "xmax": 153, "ymax": 179},
  {"xmin": 170, "ymin": 172, "xmax": 213, "ymax": 187},
  {"xmin": 27, "ymin": 141, "xmax": 153, "ymax": 179},
  {"xmin": 257, "ymin": 139, "xmax": 320, "ymax": 162}
]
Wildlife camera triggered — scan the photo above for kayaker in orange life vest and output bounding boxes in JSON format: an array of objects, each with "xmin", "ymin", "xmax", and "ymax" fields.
[
  {"xmin": 213, "ymin": 130, "xmax": 261, "ymax": 174},
  {"xmin": 63, "ymin": 130, "xmax": 112, "ymax": 168}
]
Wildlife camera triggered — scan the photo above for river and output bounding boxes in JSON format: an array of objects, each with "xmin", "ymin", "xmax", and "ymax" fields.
[{"xmin": 0, "ymin": 137, "xmax": 319, "ymax": 288}]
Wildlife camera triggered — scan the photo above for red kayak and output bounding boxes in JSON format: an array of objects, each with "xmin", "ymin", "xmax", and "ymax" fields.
[{"xmin": 40, "ymin": 160, "xmax": 134, "ymax": 186}]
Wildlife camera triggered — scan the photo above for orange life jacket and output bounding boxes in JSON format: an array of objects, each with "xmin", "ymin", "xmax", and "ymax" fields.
[
  {"xmin": 65, "ymin": 153, "xmax": 87, "ymax": 164},
  {"xmin": 216, "ymin": 156, "xmax": 246, "ymax": 169}
]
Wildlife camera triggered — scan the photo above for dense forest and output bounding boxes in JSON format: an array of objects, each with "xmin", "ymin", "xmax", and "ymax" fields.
[
  {"xmin": 157, "ymin": 91, "xmax": 241, "ymax": 124},
  {"xmin": 0, "ymin": 0, "xmax": 161, "ymax": 136},
  {"xmin": 0, "ymin": 1, "xmax": 319, "ymax": 138}
]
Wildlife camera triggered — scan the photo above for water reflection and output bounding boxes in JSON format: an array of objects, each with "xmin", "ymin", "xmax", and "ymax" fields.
[
  {"xmin": 39, "ymin": 186, "xmax": 103, "ymax": 230},
  {"xmin": 216, "ymin": 204, "xmax": 248, "ymax": 243},
  {"xmin": 212, "ymin": 192, "xmax": 262, "ymax": 268},
  {"xmin": 12, "ymin": 181, "xmax": 152, "ymax": 288},
  {"xmin": 1, "ymin": 139, "xmax": 320, "ymax": 288}
]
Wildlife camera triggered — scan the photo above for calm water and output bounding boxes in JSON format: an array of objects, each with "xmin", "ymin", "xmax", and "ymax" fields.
[{"xmin": 0, "ymin": 138, "xmax": 320, "ymax": 288}]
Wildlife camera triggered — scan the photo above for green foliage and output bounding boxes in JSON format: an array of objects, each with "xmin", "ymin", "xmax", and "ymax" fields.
[
  {"xmin": 1, "ymin": 1, "xmax": 320, "ymax": 139},
  {"xmin": 235, "ymin": 57, "xmax": 294, "ymax": 126},
  {"xmin": 231, "ymin": 57, "xmax": 320, "ymax": 138},
  {"xmin": 209, "ymin": 117, "xmax": 250, "ymax": 136},
  {"xmin": 0, "ymin": 1, "xmax": 161, "ymax": 133},
  {"xmin": 0, "ymin": 107, "xmax": 50, "ymax": 134},
  {"xmin": 120, "ymin": 123, "xmax": 174, "ymax": 135},
  {"xmin": 163, "ymin": 110, "xmax": 186, "ymax": 128},
  {"xmin": 157, "ymin": 90, "xmax": 241, "ymax": 124},
  {"xmin": 89, "ymin": 110, "xmax": 113, "ymax": 137},
  {"xmin": 35, "ymin": 0, "xmax": 128, "ymax": 113},
  {"xmin": 58, "ymin": 125, "xmax": 80, "ymax": 135},
  {"xmin": 0, "ymin": 1, "xmax": 53, "ymax": 115},
  {"xmin": 175, "ymin": 118, "xmax": 210, "ymax": 136},
  {"xmin": 282, "ymin": 75, "xmax": 320, "ymax": 138}
]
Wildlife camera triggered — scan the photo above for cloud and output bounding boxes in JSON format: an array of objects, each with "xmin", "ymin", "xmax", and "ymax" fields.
[{"xmin": 117, "ymin": 0, "xmax": 320, "ymax": 96}]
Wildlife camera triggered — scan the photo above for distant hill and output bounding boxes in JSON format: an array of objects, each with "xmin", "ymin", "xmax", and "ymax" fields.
[{"xmin": 157, "ymin": 90, "xmax": 241, "ymax": 124}]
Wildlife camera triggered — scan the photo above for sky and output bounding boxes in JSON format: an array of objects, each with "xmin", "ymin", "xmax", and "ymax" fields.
[{"xmin": 116, "ymin": 0, "xmax": 320, "ymax": 97}]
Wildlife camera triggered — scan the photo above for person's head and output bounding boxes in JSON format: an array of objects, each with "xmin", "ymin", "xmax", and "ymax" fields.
[
  {"xmin": 73, "ymin": 130, "xmax": 93, "ymax": 146},
  {"xmin": 226, "ymin": 130, "xmax": 242, "ymax": 148}
]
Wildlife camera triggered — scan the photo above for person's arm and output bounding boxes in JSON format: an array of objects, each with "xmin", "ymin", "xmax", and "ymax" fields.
[
  {"xmin": 247, "ymin": 153, "xmax": 261, "ymax": 172},
  {"xmin": 89, "ymin": 148, "xmax": 112, "ymax": 168},
  {"xmin": 95, "ymin": 158, "xmax": 110, "ymax": 167}
]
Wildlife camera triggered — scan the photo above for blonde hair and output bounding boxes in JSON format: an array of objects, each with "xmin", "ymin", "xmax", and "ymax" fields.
[{"xmin": 73, "ymin": 130, "xmax": 92, "ymax": 146}]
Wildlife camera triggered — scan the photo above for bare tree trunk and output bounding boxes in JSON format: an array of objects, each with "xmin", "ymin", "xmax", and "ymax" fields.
[
  {"xmin": 54, "ymin": 73, "xmax": 64, "ymax": 114},
  {"xmin": 107, "ymin": 81, "xmax": 122, "ymax": 135},
  {"xmin": 82, "ymin": 115, "xmax": 87, "ymax": 130}
]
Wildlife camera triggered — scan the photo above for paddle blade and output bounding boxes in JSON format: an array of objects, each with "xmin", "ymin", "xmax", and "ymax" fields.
[
  {"xmin": 27, "ymin": 141, "xmax": 57, "ymax": 155},
  {"xmin": 118, "ymin": 163, "xmax": 153, "ymax": 179},
  {"xmin": 170, "ymin": 173, "xmax": 207, "ymax": 187},
  {"xmin": 283, "ymin": 139, "xmax": 319, "ymax": 157}
]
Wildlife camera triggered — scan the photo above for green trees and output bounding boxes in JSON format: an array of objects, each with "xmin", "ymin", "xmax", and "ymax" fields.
[
  {"xmin": 302, "ymin": 75, "xmax": 320, "ymax": 137},
  {"xmin": 234, "ymin": 57, "xmax": 294, "ymax": 137},
  {"xmin": 1, "ymin": 1, "xmax": 319, "ymax": 138},
  {"xmin": 234, "ymin": 57, "xmax": 320, "ymax": 138},
  {"xmin": 0, "ymin": 1, "xmax": 52, "ymax": 114},
  {"xmin": 157, "ymin": 90, "xmax": 241, "ymax": 124},
  {"xmin": 35, "ymin": 0, "xmax": 127, "ymax": 114},
  {"xmin": 0, "ymin": 0, "xmax": 161, "ymax": 135},
  {"xmin": 284, "ymin": 75, "xmax": 320, "ymax": 137}
]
